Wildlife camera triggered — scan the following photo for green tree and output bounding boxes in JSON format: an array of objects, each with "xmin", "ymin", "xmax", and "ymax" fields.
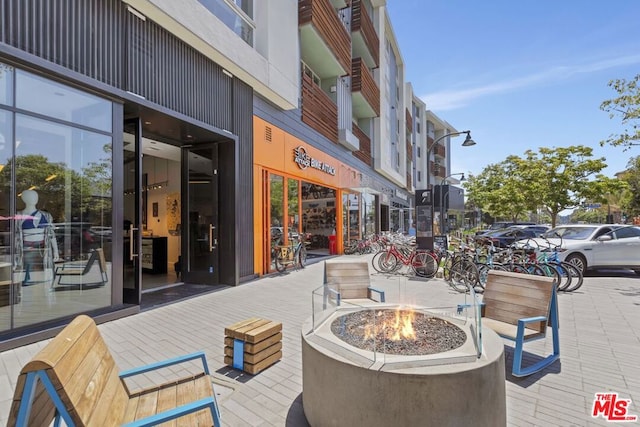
[
  {"xmin": 465, "ymin": 146, "xmax": 626, "ymax": 228},
  {"xmin": 600, "ymin": 74, "xmax": 640, "ymax": 150},
  {"xmin": 618, "ymin": 156, "xmax": 640, "ymax": 217}
]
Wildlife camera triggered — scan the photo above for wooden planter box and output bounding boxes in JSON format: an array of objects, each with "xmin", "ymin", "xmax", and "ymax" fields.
[{"xmin": 224, "ymin": 318, "xmax": 282, "ymax": 374}]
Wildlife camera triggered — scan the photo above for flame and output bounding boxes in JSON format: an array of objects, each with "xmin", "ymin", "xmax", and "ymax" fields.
[{"xmin": 364, "ymin": 308, "xmax": 416, "ymax": 342}]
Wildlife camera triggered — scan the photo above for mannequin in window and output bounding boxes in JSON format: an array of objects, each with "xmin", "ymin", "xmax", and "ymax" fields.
[{"xmin": 17, "ymin": 189, "xmax": 59, "ymax": 285}]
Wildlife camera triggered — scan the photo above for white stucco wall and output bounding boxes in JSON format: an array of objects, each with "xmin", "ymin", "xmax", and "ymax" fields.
[{"xmin": 124, "ymin": 0, "xmax": 299, "ymax": 110}]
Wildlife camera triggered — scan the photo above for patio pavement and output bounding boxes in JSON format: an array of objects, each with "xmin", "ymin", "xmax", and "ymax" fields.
[{"xmin": 1, "ymin": 254, "xmax": 639, "ymax": 426}]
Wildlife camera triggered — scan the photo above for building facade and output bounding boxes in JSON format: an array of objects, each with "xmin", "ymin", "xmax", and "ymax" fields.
[{"xmin": 0, "ymin": 0, "xmax": 457, "ymax": 348}]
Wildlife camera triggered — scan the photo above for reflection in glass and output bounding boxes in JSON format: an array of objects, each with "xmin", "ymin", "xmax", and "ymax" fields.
[
  {"xmin": 10, "ymin": 114, "xmax": 112, "ymax": 329},
  {"xmin": 0, "ymin": 62, "xmax": 14, "ymax": 106},
  {"xmin": 269, "ymin": 174, "xmax": 284, "ymax": 271},
  {"xmin": 362, "ymin": 193, "xmax": 376, "ymax": 236},
  {"xmin": 16, "ymin": 70, "xmax": 112, "ymax": 132},
  {"xmin": 287, "ymin": 178, "xmax": 299, "ymax": 242},
  {"xmin": 198, "ymin": 0, "xmax": 254, "ymax": 46},
  {"xmin": 0, "ymin": 110, "xmax": 13, "ymax": 332}
]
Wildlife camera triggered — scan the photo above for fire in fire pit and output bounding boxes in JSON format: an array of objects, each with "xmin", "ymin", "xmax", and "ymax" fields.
[{"xmin": 330, "ymin": 308, "xmax": 467, "ymax": 356}]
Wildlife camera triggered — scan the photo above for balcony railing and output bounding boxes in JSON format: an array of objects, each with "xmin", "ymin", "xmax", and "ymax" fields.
[
  {"xmin": 434, "ymin": 142, "xmax": 446, "ymax": 157},
  {"xmin": 299, "ymin": 0, "xmax": 351, "ymax": 77},
  {"xmin": 406, "ymin": 140, "xmax": 412, "ymax": 162},
  {"xmin": 430, "ymin": 161, "xmax": 446, "ymax": 180},
  {"xmin": 351, "ymin": 57, "xmax": 380, "ymax": 118},
  {"xmin": 301, "ymin": 73, "xmax": 338, "ymax": 143},
  {"xmin": 351, "ymin": 0, "xmax": 379, "ymax": 68},
  {"xmin": 406, "ymin": 172, "xmax": 412, "ymax": 190},
  {"xmin": 406, "ymin": 108, "xmax": 412, "ymax": 133},
  {"xmin": 352, "ymin": 124, "xmax": 372, "ymax": 166}
]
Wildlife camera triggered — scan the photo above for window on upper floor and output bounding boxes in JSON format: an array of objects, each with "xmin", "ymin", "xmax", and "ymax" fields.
[
  {"xmin": 198, "ymin": 0, "xmax": 255, "ymax": 46},
  {"xmin": 302, "ymin": 62, "xmax": 321, "ymax": 87},
  {"xmin": 417, "ymin": 146, "xmax": 421, "ymax": 158},
  {"xmin": 416, "ymin": 122, "xmax": 421, "ymax": 134},
  {"xmin": 418, "ymin": 170, "xmax": 422, "ymax": 182}
]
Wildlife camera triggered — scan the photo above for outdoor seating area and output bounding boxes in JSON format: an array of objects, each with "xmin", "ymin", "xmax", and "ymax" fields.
[
  {"xmin": 8, "ymin": 315, "xmax": 221, "ymax": 427},
  {"xmin": 1, "ymin": 254, "xmax": 639, "ymax": 426}
]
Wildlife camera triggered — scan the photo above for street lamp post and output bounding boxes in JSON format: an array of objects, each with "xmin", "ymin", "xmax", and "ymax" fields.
[
  {"xmin": 426, "ymin": 130, "xmax": 475, "ymax": 189},
  {"xmin": 439, "ymin": 173, "xmax": 465, "ymax": 234},
  {"xmin": 415, "ymin": 130, "xmax": 475, "ymax": 250}
]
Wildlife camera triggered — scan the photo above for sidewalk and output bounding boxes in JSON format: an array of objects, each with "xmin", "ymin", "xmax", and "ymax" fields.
[{"xmin": 1, "ymin": 255, "xmax": 639, "ymax": 426}]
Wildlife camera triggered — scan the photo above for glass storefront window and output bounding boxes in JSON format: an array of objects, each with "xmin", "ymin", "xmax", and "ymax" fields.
[
  {"xmin": 287, "ymin": 178, "xmax": 299, "ymax": 241},
  {"xmin": 0, "ymin": 109, "xmax": 13, "ymax": 332},
  {"xmin": 15, "ymin": 70, "xmax": 112, "ymax": 132},
  {"xmin": 362, "ymin": 193, "xmax": 376, "ymax": 236},
  {"xmin": 11, "ymin": 114, "xmax": 112, "ymax": 328},
  {"xmin": 0, "ymin": 63, "xmax": 14, "ymax": 106},
  {"xmin": 0, "ymin": 67, "xmax": 113, "ymax": 333},
  {"xmin": 269, "ymin": 174, "xmax": 284, "ymax": 269}
]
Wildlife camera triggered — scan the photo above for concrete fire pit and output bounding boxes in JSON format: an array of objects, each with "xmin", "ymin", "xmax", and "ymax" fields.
[{"xmin": 301, "ymin": 305, "xmax": 506, "ymax": 426}]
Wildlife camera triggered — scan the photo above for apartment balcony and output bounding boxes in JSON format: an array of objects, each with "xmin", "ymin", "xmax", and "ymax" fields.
[
  {"xmin": 299, "ymin": 0, "xmax": 351, "ymax": 78},
  {"xmin": 352, "ymin": 124, "xmax": 372, "ymax": 166},
  {"xmin": 406, "ymin": 140, "xmax": 412, "ymax": 162},
  {"xmin": 406, "ymin": 108, "xmax": 412, "ymax": 133},
  {"xmin": 434, "ymin": 142, "xmax": 446, "ymax": 158},
  {"xmin": 406, "ymin": 171, "xmax": 412, "ymax": 190},
  {"xmin": 301, "ymin": 73, "xmax": 338, "ymax": 143},
  {"xmin": 351, "ymin": 57, "xmax": 380, "ymax": 118},
  {"xmin": 430, "ymin": 161, "xmax": 446, "ymax": 180},
  {"xmin": 351, "ymin": 0, "xmax": 379, "ymax": 68}
]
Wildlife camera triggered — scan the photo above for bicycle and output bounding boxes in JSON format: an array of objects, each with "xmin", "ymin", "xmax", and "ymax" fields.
[
  {"xmin": 373, "ymin": 241, "xmax": 437, "ymax": 278},
  {"xmin": 274, "ymin": 236, "xmax": 308, "ymax": 272}
]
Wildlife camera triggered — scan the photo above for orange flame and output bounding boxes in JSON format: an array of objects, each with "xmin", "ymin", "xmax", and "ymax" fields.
[{"xmin": 363, "ymin": 308, "xmax": 416, "ymax": 341}]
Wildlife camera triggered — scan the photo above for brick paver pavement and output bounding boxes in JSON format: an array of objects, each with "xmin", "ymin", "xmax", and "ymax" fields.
[{"xmin": 1, "ymin": 255, "xmax": 639, "ymax": 426}]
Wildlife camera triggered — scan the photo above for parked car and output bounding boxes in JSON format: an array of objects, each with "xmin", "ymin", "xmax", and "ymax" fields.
[
  {"xmin": 474, "ymin": 226, "xmax": 540, "ymax": 248},
  {"xmin": 475, "ymin": 221, "xmax": 536, "ymax": 236},
  {"xmin": 521, "ymin": 224, "xmax": 640, "ymax": 275}
]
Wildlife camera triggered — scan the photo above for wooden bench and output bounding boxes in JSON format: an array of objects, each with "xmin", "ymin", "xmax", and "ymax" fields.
[
  {"xmin": 224, "ymin": 318, "xmax": 282, "ymax": 374},
  {"xmin": 480, "ymin": 270, "xmax": 559, "ymax": 377},
  {"xmin": 8, "ymin": 315, "xmax": 221, "ymax": 426},
  {"xmin": 323, "ymin": 260, "xmax": 385, "ymax": 305}
]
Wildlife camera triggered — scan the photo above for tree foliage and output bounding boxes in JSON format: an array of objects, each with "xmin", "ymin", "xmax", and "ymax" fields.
[
  {"xmin": 464, "ymin": 145, "xmax": 626, "ymax": 227},
  {"xmin": 600, "ymin": 74, "xmax": 640, "ymax": 150}
]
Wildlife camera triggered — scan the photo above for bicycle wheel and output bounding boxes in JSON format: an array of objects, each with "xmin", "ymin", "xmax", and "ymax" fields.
[
  {"xmin": 412, "ymin": 251, "xmax": 438, "ymax": 278},
  {"xmin": 561, "ymin": 261, "xmax": 584, "ymax": 292},
  {"xmin": 448, "ymin": 260, "xmax": 472, "ymax": 293},
  {"xmin": 377, "ymin": 252, "xmax": 398, "ymax": 274},
  {"xmin": 274, "ymin": 249, "xmax": 288, "ymax": 273},
  {"xmin": 371, "ymin": 251, "xmax": 386, "ymax": 273},
  {"xmin": 549, "ymin": 261, "xmax": 572, "ymax": 291},
  {"xmin": 538, "ymin": 262, "xmax": 561, "ymax": 287},
  {"xmin": 297, "ymin": 245, "xmax": 307, "ymax": 269}
]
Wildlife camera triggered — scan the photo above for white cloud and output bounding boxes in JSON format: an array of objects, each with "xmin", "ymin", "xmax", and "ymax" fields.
[{"xmin": 421, "ymin": 54, "xmax": 640, "ymax": 111}]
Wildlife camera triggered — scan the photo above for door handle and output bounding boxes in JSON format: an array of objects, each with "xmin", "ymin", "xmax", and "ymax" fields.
[
  {"xmin": 129, "ymin": 224, "xmax": 139, "ymax": 260},
  {"xmin": 209, "ymin": 224, "xmax": 216, "ymax": 252}
]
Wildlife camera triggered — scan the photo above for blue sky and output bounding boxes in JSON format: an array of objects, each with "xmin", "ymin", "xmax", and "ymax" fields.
[{"xmin": 386, "ymin": 0, "xmax": 640, "ymax": 179}]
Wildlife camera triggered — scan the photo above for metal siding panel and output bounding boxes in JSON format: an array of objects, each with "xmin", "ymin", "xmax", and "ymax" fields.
[{"xmin": 234, "ymin": 79, "xmax": 254, "ymax": 279}]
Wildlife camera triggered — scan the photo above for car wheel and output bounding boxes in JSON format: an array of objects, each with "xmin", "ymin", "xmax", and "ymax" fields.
[
  {"xmin": 565, "ymin": 253, "xmax": 587, "ymax": 275},
  {"xmin": 633, "ymin": 269, "xmax": 640, "ymax": 276}
]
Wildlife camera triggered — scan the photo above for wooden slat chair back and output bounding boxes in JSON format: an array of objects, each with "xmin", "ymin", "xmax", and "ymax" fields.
[
  {"xmin": 54, "ymin": 248, "xmax": 108, "ymax": 287},
  {"xmin": 323, "ymin": 261, "xmax": 385, "ymax": 303},
  {"xmin": 482, "ymin": 270, "xmax": 559, "ymax": 377},
  {"xmin": 8, "ymin": 315, "xmax": 222, "ymax": 426}
]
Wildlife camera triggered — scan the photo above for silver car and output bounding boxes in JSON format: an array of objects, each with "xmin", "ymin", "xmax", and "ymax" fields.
[{"xmin": 528, "ymin": 224, "xmax": 640, "ymax": 275}]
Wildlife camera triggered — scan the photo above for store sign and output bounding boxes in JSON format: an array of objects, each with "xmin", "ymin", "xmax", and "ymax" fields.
[{"xmin": 293, "ymin": 146, "xmax": 336, "ymax": 176}]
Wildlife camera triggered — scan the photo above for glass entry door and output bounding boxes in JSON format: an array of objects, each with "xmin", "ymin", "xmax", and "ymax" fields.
[
  {"xmin": 123, "ymin": 118, "xmax": 142, "ymax": 304},
  {"xmin": 182, "ymin": 144, "xmax": 219, "ymax": 284}
]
